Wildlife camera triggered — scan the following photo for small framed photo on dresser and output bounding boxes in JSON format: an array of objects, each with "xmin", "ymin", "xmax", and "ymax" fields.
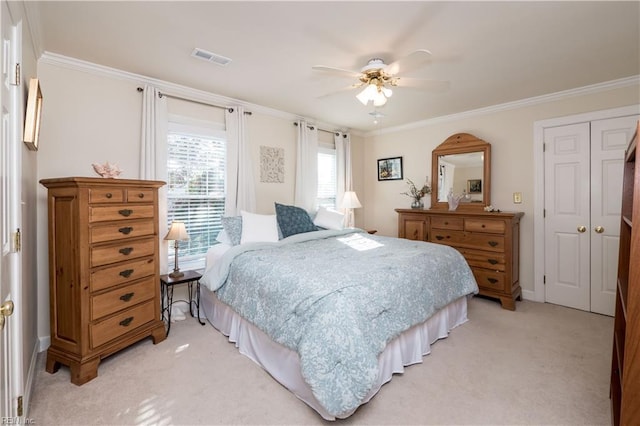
[{"xmin": 377, "ymin": 157, "xmax": 403, "ymax": 181}]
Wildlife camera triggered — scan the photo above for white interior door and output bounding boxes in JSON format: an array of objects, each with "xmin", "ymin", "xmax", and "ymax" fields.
[
  {"xmin": 544, "ymin": 123, "xmax": 591, "ymax": 311},
  {"xmin": 590, "ymin": 116, "xmax": 639, "ymax": 315},
  {"xmin": 0, "ymin": 1, "xmax": 21, "ymax": 418},
  {"xmin": 544, "ymin": 115, "xmax": 639, "ymax": 315}
]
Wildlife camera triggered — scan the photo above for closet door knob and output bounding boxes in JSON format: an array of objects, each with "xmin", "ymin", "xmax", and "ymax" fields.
[
  {"xmin": 577, "ymin": 225, "xmax": 586, "ymax": 233},
  {"xmin": 595, "ymin": 226, "xmax": 604, "ymax": 234}
]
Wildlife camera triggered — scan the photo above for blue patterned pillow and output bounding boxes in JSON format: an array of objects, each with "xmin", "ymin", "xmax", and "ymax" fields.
[
  {"xmin": 275, "ymin": 203, "xmax": 318, "ymax": 238},
  {"xmin": 221, "ymin": 216, "xmax": 242, "ymax": 246}
]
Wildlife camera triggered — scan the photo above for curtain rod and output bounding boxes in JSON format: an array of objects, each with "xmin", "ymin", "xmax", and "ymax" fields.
[
  {"xmin": 136, "ymin": 87, "xmax": 252, "ymax": 115},
  {"xmin": 293, "ymin": 121, "xmax": 345, "ymax": 137}
]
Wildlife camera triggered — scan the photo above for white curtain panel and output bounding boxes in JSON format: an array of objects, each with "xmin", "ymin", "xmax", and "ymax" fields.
[
  {"xmin": 294, "ymin": 120, "xmax": 319, "ymax": 212},
  {"xmin": 335, "ymin": 132, "xmax": 354, "ymax": 226},
  {"xmin": 139, "ymin": 84, "xmax": 169, "ymax": 273},
  {"xmin": 225, "ymin": 106, "xmax": 256, "ymax": 216}
]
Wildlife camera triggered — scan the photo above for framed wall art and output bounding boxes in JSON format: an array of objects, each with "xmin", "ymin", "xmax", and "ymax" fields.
[
  {"xmin": 23, "ymin": 78, "xmax": 43, "ymax": 151},
  {"xmin": 467, "ymin": 179, "xmax": 482, "ymax": 194},
  {"xmin": 377, "ymin": 157, "xmax": 403, "ymax": 181}
]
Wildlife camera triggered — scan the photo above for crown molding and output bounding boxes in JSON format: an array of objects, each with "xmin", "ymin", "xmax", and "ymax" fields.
[
  {"xmin": 365, "ymin": 75, "xmax": 640, "ymax": 137},
  {"xmin": 38, "ymin": 51, "xmax": 355, "ymax": 135},
  {"xmin": 20, "ymin": 1, "xmax": 44, "ymax": 59},
  {"xmin": 38, "ymin": 52, "xmax": 631, "ymax": 140}
]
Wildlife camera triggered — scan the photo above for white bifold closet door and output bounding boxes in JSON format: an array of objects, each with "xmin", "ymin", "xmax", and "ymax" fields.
[{"xmin": 544, "ymin": 115, "xmax": 639, "ymax": 315}]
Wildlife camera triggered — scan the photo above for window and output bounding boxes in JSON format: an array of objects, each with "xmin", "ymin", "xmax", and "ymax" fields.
[
  {"xmin": 317, "ymin": 147, "xmax": 337, "ymax": 209},
  {"xmin": 167, "ymin": 122, "xmax": 226, "ymax": 269}
]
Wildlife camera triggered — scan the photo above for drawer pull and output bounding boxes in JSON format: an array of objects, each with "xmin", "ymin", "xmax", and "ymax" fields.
[
  {"xmin": 488, "ymin": 259, "xmax": 498, "ymax": 265},
  {"xmin": 444, "ymin": 221, "xmax": 449, "ymax": 225},
  {"xmin": 487, "ymin": 278, "xmax": 498, "ymax": 284},
  {"xmin": 435, "ymin": 235, "xmax": 444, "ymax": 241},
  {"xmin": 119, "ymin": 292, "xmax": 135, "ymax": 302},
  {"xmin": 488, "ymin": 241, "xmax": 498, "ymax": 247},
  {"xmin": 106, "ymin": 193, "xmax": 113, "ymax": 199},
  {"xmin": 119, "ymin": 247, "xmax": 133, "ymax": 255},
  {"xmin": 118, "ymin": 226, "xmax": 133, "ymax": 235},
  {"xmin": 119, "ymin": 317, "xmax": 134, "ymax": 327},
  {"xmin": 138, "ymin": 193, "xmax": 145, "ymax": 199},
  {"xmin": 119, "ymin": 269, "xmax": 134, "ymax": 278},
  {"xmin": 118, "ymin": 209, "xmax": 133, "ymax": 217}
]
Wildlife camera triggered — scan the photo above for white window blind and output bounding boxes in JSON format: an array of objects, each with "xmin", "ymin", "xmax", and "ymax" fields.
[
  {"xmin": 317, "ymin": 147, "xmax": 337, "ymax": 209},
  {"xmin": 167, "ymin": 131, "xmax": 226, "ymax": 267}
]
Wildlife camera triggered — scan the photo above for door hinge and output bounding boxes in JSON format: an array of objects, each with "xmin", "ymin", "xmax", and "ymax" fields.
[
  {"xmin": 17, "ymin": 395, "xmax": 23, "ymax": 416},
  {"xmin": 543, "ymin": 209, "xmax": 546, "ymax": 218},
  {"xmin": 12, "ymin": 228, "xmax": 21, "ymax": 252},
  {"xmin": 12, "ymin": 63, "xmax": 20, "ymax": 86},
  {"xmin": 543, "ymin": 275, "xmax": 546, "ymax": 284},
  {"xmin": 543, "ymin": 142, "xmax": 546, "ymax": 152}
]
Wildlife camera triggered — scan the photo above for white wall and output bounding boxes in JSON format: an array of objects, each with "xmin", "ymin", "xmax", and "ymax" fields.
[{"xmin": 363, "ymin": 84, "xmax": 640, "ymax": 299}]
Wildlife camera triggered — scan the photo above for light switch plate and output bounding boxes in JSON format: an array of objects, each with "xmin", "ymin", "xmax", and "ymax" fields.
[{"xmin": 513, "ymin": 192, "xmax": 522, "ymax": 204}]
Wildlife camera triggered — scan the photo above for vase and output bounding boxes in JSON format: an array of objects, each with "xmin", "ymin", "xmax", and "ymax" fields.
[
  {"xmin": 447, "ymin": 192, "xmax": 463, "ymax": 211},
  {"xmin": 411, "ymin": 199, "xmax": 424, "ymax": 209}
]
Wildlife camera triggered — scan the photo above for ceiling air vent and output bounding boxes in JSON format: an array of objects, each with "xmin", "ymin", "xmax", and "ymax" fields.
[{"xmin": 191, "ymin": 48, "xmax": 232, "ymax": 66}]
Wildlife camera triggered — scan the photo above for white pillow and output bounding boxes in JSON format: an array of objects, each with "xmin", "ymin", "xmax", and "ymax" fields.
[
  {"xmin": 313, "ymin": 206, "xmax": 345, "ymax": 230},
  {"xmin": 240, "ymin": 210, "xmax": 280, "ymax": 244}
]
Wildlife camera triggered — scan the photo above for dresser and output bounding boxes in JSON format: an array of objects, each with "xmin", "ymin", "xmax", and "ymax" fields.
[
  {"xmin": 40, "ymin": 177, "xmax": 167, "ymax": 385},
  {"xmin": 610, "ymin": 122, "xmax": 640, "ymax": 425},
  {"xmin": 396, "ymin": 209, "xmax": 524, "ymax": 310}
]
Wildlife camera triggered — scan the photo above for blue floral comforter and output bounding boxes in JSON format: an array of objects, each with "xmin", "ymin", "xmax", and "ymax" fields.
[{"xmin": 201, "ymin": 229, "xmax": 478, "ymax": 417}]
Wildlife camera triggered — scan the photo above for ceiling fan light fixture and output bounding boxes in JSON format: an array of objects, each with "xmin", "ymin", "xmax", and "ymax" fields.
[
  {"xmin": 372, "ymin": 91, "xmax": 387, "ymax": 107},
  {"xmin": 356, "ymin": 84, "xmax": 378, "ymax": 105}
]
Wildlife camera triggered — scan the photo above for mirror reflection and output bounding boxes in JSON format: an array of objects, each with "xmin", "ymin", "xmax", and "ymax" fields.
[
  {"xmin": 436, "ymin": 152, "xmax": 485, "ymax": 203},
  {"xmin": 430, "ymin": 132, "xmax": 491, "ymax": 211}
]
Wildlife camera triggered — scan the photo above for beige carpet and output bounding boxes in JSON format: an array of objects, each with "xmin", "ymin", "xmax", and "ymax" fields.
[{"xmin": 27, "ymin": 297, "xmax": 613, "ymax": 425}]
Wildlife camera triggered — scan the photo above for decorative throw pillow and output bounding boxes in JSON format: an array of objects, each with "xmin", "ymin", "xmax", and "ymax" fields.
[
  {"xmin": 221, "ymin": 216, "xmax": 242, "ymax": 246},
  {"xmin": 240, "ymin": 211, "xmax": 280, "ymax": 244},
  {"xmin": 275, "ymin": 202, "xmax": 318, "ymax": 238},
  {"xmin": 313, "ymin": 206, "xmax": 345, "ymax": 230}
]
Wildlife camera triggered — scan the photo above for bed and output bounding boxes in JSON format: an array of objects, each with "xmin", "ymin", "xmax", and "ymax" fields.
[{"xmin": 200, "ymin": 208, "xmax": 478, "ymax": 420}]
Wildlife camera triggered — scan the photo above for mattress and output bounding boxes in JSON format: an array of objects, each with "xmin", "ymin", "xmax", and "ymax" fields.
[{"xmin": 200, "ymin": 285, "xmax": 469, "ymax": 420}]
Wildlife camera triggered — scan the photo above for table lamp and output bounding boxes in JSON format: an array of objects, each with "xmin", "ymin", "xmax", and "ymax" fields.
[
  {"xmin": 164, "ymin": 221, "xmax": 190, "ymax": 278},
  {"xmin": 341, "ymin": 191, "xmax": 362, "ymax": 228}
]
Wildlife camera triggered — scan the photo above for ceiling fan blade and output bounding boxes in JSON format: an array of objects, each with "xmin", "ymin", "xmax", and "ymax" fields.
[
  {"xmin": 312, "ymin": 65, "xmax": 361, "ymax": 79},
  {"xmin": 395, "ymin": 77, "xmax": 450, "ymax": 91},
  {"xmin": 384, "ymin": 49, "xmax": 433, "ymax": 76},
  {"xmin": 315, "ymin": 83, "xmax": 363, "ymax": 99}
]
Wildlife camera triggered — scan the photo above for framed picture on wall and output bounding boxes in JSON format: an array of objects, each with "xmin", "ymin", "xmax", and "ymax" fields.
[
  {"xmin": 467, "ymin": 179, "xmax": 482, "ymax": 194},
  {"xmin": 23, "ymin": 78, "xmax": 43, "ymax": 151},
  {"xmin": 377, "ymin": 157, "xmax": 403, "ymax": 181}
]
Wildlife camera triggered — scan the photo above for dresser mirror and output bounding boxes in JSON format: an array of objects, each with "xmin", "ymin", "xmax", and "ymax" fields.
[{"xmin": 430, "ymin": 133, "xmax": 491, "ymax": 211}]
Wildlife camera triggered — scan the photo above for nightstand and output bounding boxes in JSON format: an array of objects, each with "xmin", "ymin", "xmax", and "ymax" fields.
[{"xmin": 160, "ymin": 270, "xmax": 206, "ymax": 336}]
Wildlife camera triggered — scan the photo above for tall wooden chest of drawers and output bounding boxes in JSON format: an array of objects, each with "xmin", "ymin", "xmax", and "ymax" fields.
[
  {"xmin": 397, "ymin": 209, "xmax": 524, "ymax": 310},
  {"xmin": 40, "ymin": 177, "xmax": 167, "ymax": 385}
]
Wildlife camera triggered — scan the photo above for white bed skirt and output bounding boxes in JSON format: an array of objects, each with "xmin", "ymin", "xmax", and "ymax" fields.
[{"xmin": 200, "ymin": 286, "xmax": 469, "ymax": 420}]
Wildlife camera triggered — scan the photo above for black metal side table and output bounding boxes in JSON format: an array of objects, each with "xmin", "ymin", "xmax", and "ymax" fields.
[{"xmin": 160, "ymin": 270, "xmax": 206, "ymax": 336}]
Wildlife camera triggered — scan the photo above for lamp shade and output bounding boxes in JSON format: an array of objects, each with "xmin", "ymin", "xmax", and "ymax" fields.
[
  {"xmin": 341, "ymin": 191, "xmax": 362, "ymax": 209},
  {"xmin": 356, "ymin": 83, "xmax": 391, "ymax": 106},
  {"xmin": 164, "ymin": 221, "xmax": 190, "ymax": 241}
]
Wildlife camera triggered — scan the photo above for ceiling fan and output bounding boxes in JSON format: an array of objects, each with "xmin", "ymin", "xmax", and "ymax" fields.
[{"xmin": 312, "ymin": 49, "xmax": 449, "ymax": 107}]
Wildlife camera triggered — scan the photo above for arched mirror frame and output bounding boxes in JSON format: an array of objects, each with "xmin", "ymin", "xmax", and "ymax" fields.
[{"xmin": 430, "ymin": 133, "xmax": 491, "ymax": 211}]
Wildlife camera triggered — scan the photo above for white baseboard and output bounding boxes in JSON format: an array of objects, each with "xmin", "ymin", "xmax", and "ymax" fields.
[
  {"xmin": 38, "ymin": 336, "xmax": 50, "ymax": 353},
  {"xmin": 521, "ymin": 288, "xmax": 541, "ymax": 302},
  {"xmin": 23, "ymin": 339, "xmax": 41, "ymax": 417}
]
